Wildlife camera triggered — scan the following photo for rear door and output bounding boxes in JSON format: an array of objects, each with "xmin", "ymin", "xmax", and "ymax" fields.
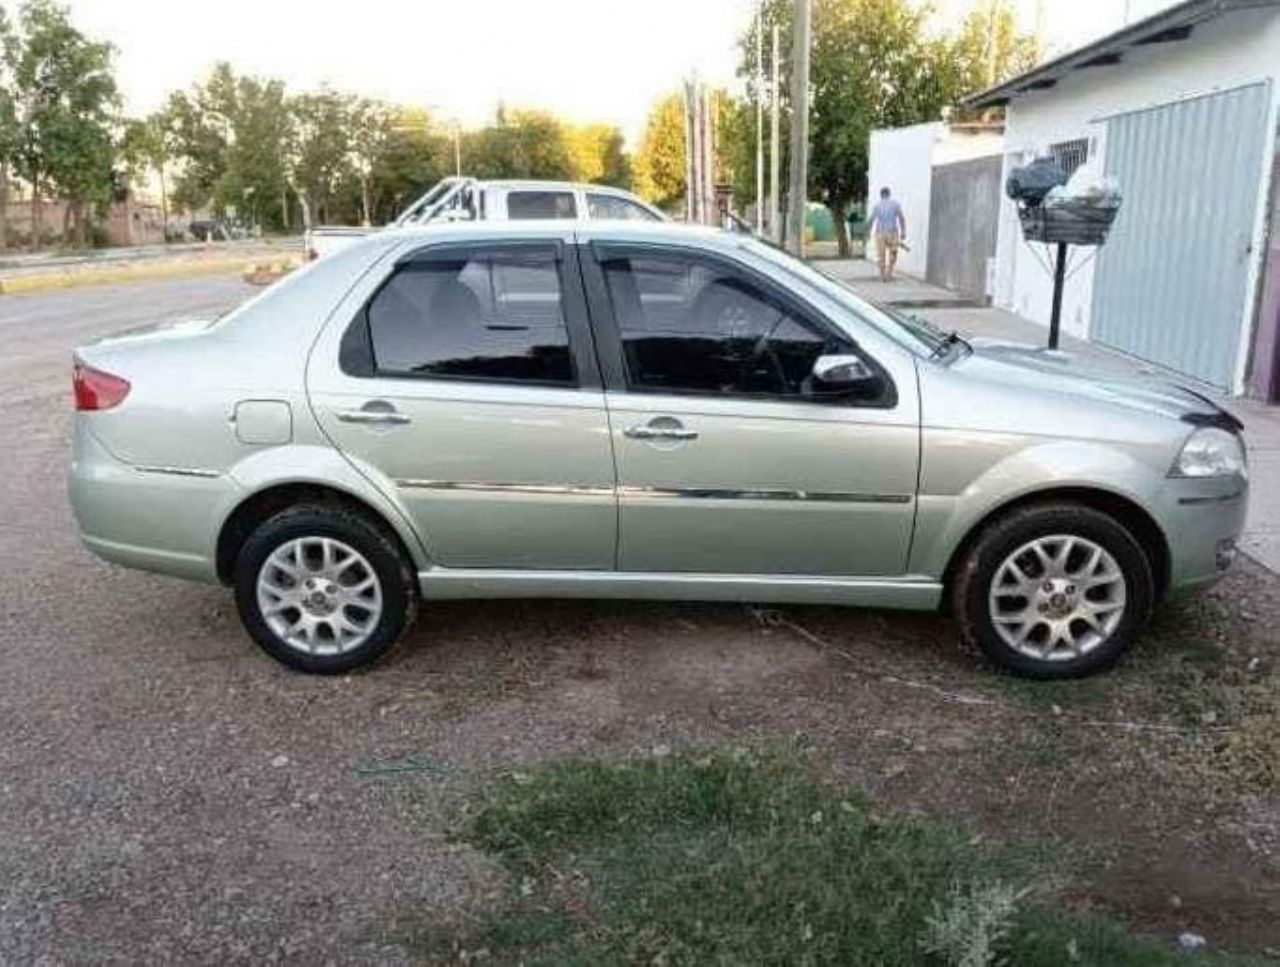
[
  {"xmin": 307, "ymin": 232, "xmax": 616, "ymax": 569},
  {"xmin": 580, "ymin": 239, "xmax": 920, "ymax": 576}
]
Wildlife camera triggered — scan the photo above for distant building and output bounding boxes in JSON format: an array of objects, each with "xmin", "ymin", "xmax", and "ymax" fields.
[{"xmin": 966, "ymin": 0, "xmax": 1280, "ymax": 401}]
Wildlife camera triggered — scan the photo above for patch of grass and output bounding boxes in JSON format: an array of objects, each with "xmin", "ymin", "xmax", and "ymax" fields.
[
  {"xmin": 447, "ymin": 745, "xmax": 1247, "ymax": 965},
  {"xmin": 1179, "ymin": 679, "xmax": 1280, "ymax": 794},
  {"xmin": 992, "ymin": 673, "xmax": 1112, "ymax": 713}
]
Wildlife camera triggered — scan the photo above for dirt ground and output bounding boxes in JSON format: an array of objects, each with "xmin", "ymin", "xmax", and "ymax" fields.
[{"xmin": 2, "ymin": 276, "xmax": 1277, "ymax": 961}]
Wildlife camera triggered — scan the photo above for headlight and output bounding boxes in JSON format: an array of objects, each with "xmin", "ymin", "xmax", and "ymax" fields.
[{"xmin": 1170, "ymin": 427, "xmax": 1247, "ymax": 478}]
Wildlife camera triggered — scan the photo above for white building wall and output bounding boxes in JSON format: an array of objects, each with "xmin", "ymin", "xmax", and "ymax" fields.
[
  {"xmin": 995, "ymin": 6, "xmax": 1280, "ymax": 384},
  {"xmin": 867, "ymin": 122, "xmax": 940, "ymax": 277}
]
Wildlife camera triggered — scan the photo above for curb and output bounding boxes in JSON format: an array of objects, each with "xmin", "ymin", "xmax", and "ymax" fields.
[{"xmin": 0, "ymin": 256, "xmax": 286, "ymax": 296}]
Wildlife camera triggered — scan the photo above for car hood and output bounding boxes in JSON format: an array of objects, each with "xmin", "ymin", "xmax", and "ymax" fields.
[{"xmin": 956, "ymin": 337, "xmax": 1229, "ymax": 424}]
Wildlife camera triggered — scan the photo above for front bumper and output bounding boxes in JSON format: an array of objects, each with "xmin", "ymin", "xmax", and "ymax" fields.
[
  {"xmin": 68, "ymin": 419, "xmax": 239, "ymax": 584},
  {"xmin": 1157, "ymin": 473, "xmax": 1248, "ymax": 592}
]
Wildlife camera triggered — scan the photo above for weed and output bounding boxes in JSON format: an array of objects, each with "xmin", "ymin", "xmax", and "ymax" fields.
[{"xmin": 443, "ymin": 745, "xmax": 1250, "ymax": 965}]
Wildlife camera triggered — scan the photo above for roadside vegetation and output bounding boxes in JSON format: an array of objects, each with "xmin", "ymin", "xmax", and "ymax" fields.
[
  {"xmin": 441, "ymin": 745, "xmax": 1260, "ymax": 966},
  {"xmin": 0, "ymin": 0, "xmax": 1040, "ymax": 250}
]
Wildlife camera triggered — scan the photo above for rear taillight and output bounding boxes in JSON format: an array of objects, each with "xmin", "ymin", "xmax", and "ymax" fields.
[{"xmin": 73, "ymin": 363, "xmax": 131, "ymax": 411}]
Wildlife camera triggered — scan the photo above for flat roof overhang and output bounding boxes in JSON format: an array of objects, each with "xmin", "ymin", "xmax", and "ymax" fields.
[{"xmin": 963, "ymin": 0, "xmax": 1280, "ymax": 110}]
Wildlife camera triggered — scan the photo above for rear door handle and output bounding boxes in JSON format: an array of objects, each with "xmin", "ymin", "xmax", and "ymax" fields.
[
  {"xmin": 624, "ymin": 418, "xmax": 698, "ymax": 441},
  {"xmin": 336, "ymin": 403, "xmax": 411, "ymax": 426}
]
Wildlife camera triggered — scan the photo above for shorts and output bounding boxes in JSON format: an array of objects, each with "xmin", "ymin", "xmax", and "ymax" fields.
[{"xmin": 876, "ymin": 231, "xmax": 900, "ymax": 259}]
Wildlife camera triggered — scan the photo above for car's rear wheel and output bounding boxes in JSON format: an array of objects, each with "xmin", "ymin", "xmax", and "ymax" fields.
[
  {"xmin": 233, "ymin": 504, "xmax": 416, "ymax": 674},
  {"xmin": 953, "ymin": 503, "xmax": 1154, "ymax": 678}
]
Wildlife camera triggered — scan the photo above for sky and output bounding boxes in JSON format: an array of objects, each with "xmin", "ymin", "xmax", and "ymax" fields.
[{"xmin": 64, "ymin": 0, "xmax": 1181, "ymax": 145}]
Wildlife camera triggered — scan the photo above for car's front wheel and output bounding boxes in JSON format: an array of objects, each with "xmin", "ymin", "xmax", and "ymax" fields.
[
  {"xmin": 953, "ymin": 503, "xmax": 1154, "ymax": 678},
  {"xmin": 233, "ymin": 504, "xmax": 416, "ymax": 674}
]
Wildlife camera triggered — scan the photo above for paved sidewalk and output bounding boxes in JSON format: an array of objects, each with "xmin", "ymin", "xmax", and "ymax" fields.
[{"xmin": 818, "ymin": 258, "xmax": 1280, "ymax": 573}]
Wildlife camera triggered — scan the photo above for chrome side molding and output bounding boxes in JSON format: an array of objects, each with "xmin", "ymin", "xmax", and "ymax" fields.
[
  {"xmin": 134, "ymin": 465, "xmax": 221, "ymax": 479},
  {"xmin": 395, "ymin": 479, "xmax": 912, "ymax": 504},
  {"xmin": 397, "ymin": 479, "xmax": 614, "ymax": 498}
]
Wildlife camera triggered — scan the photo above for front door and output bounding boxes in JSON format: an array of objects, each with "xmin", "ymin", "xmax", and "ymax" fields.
[
  {"xmin": 308, "ymin": 237, "xmax": 616, "ymax": 570},
  {"xmin": 582, "ymin": 242, "xmax": 920, "ymax": 576}
]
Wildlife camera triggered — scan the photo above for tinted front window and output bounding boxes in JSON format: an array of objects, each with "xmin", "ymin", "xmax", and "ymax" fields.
[
  {"xmin": 587, "ymin": 193, "xmax": 660, "ymax": 221},
  {"xmin": 601, "ymin": 254, "xmax": 849, "ymax": 396},
  {"xmin": 366, "ymin": 247, "xmax": 574, "ymax": 384},
  {"xmin": 506, "ymin": 191, "xmax": 576, "ymax": 219}
]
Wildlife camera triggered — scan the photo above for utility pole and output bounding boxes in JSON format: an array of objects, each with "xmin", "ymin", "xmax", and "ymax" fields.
[
  {"xmin": 684, "ymin": 77, "xmax": 697, "ymax": 223},
  {"xmin": 755, "ymin": 2, "xmax": 764, "ymax": 234},
  {"xmin": 769, "ymin": 23, "xmax": 781, "ymax": 241},
  {"xmin": 786, "ymin": 0, "xmax": 811, "ymax": 256}
]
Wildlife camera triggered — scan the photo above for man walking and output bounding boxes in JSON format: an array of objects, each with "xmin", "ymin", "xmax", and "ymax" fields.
[{"xmin": 868, "ymin": 187, "xmax": 906, "ymax": 282}]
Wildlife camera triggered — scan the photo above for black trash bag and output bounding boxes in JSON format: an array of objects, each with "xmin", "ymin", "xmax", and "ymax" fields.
[{"xmin": 1005, "ymin": 157, "xmax": 1068, "ymax": 206}]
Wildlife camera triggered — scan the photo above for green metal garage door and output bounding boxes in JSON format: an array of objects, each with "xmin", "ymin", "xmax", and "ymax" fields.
[{"xmin": 1091, "ymin": 83, "xmax": 1271, "ymax": 390}]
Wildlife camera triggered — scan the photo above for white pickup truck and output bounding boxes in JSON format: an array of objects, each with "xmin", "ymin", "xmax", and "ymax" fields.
[{"xmin": 303, "ymin": 177, "xmax": 667, "ymax": 260}]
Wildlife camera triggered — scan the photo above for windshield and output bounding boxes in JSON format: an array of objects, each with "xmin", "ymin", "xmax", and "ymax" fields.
[{"xmin": 741, "ymin": 238, "xmax": 949, "ymax": 356}]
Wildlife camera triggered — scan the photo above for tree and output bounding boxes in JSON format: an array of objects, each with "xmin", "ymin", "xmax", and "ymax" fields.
[
  {"xmin": 121, "ymin": 111, "xmax": 176, "ymax": 238},
  {"xmin": 0, "ymin": 7, "xmax": 20, "ymax": 248},
  {"xmin": 162, "ymin": 63, "xmax": 292, "ymax": 231},
  {"xmin": 632, "ymin": 93, "xmax": 686, "ymax": 209},
  {"xmin": 285, "ymin": 88, "xmax": 355, "ymax": 229},
  {"xmin": 366, "ymin": 106, "xmax": 448, "ymax": 224},
  {"xmin": 567, "ymin": 122, "xmax": 631, "ymax": 188},
  {"xmin": 349, "ymin": 98, "xmax": 394, "ymax": 226},
  {"xmin": 740, "ymin": 0, "xmax": 1038, "ymax": 255},
  {"xmin": 465, "ymin": 107, "xmax": 576, "ymax": 181},
  {"xmin": 9, "ymin": 0, "xmax": 118, "ymax": 248},
  {"xmin": 943, "ymin": 0, "xmax": 1041, "ymax": 117}
]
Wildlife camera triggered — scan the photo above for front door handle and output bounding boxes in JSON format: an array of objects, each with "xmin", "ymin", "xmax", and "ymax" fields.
[
  {"xmin": 624, "ymin": 417, "xmax": 698, "ymax": 442},
  {"xmin": 336, "ymin": 402, "xmax": 411, "ymax": 426}
]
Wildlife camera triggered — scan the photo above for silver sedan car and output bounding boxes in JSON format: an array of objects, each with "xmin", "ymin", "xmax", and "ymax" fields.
[{"xmin": 68, "ymin": 222, "xmax": 1249, "ymax": 678}]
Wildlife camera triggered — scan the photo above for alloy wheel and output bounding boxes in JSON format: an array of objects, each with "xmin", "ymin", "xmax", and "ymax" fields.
[
  {"xmin": 255, "ymin": 536, "xmax": 383, "ymax": 656},
  {"xmin": 988, "ymin": 534, "xmax": 1127, "ymax": 662}
]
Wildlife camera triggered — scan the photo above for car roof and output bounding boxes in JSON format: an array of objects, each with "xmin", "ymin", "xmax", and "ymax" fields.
[
  {"xmin": 479, "ymin": 180, "xmax": 635, "ymax": 194},
  {"xmin": 379, "ymin": 219, "xmax": 734, "ymax": 247}
]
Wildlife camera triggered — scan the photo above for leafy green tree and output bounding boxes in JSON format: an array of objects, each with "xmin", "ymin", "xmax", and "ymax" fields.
[
  {"xmin": 349, "ymin": 98, "xmax": 394, "ymax": 226},
  {"xmin": 9, "ymin": 0, "xmax": 118, "ymax": 247},
  {"xmin": 0, "ymin": 6, "xmax": 20, "ymax": 247},
  {"xmin": 942, "ymin": 1, "xmax": 1041, "ymax": 117},
  {"xmin": 366, "ymin": 106, "xmax": 449, "ymax": 224},
  {"xmin": 162, "ymin": 64, "xmax": 292, "ymax": 231},
  {"xmin": 164, "ymin": 85, "xmax": 226, "ymax": 217},
  {"xmin": 465, "ymin": 107, "xmax": 576, "ymax": 181},
  {"xmin": 121, "ymin": 111, "xmax": 176, "ymax": 238},
  {"xmin": 285, "ymin": 87, "xmax": 355, "ymax": 228},
  {"xmin": 217, "ymin": 73, "xmax": 290, "ymax": 230},
  {"xmin": 740, "ymin": 0, "xmax": 1038, "ymax": 255}
]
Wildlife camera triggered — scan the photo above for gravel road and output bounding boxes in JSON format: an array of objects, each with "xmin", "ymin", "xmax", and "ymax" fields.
[{"xmin": 2, "ymin": 275, "xmax": 1277, "ymax": 962}]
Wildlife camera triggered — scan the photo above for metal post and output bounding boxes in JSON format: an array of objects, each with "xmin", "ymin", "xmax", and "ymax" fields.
[
  {"xmin": 703, "ymin": 87, "xmax": 716, "ymax": 226},
  {"xmin": 786, "ymin": 0, "xmax": 811, "ymax": 256},
  {"xmin": 769, "ymin": 24, "xmax": 781, "ymax": 241},
  {"xmin": 683, "ymin": 79, "xmax": 697, "ymax": 223},
  {"xmin": 1049, "ymin": 242, "xmax": 1068, "ymax": 350},
  {"xmin": 755, "ymin": 3, "xmax": 764, "ymax": 233}
]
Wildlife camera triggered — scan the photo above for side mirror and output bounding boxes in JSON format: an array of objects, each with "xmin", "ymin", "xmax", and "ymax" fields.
[{"xmin": 810, "ymin": 354, "xmax": 883, "ymax": 397}]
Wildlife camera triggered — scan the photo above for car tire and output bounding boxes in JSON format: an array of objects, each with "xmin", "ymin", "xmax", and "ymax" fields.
[
  {"xmin": 233, "ymin": 503, "xmax": 417, "ymax": 674},
  {"xmin": 952, "ymin": 502, "xmax": 1154, "ymax": 679}
]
